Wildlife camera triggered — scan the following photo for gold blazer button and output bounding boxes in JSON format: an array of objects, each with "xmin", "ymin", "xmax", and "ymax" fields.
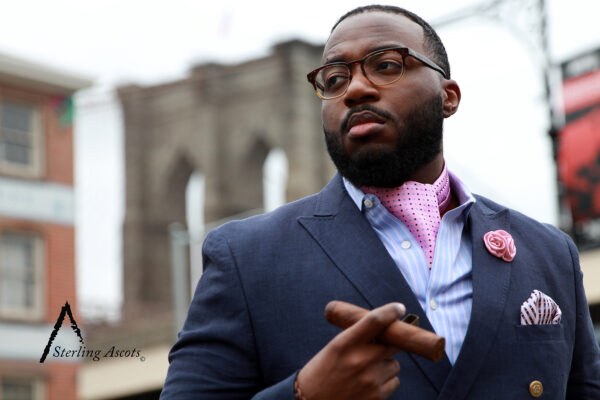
[{"xmin": 529, "ymin": 380, "xmax": 543, "ymax": 398}]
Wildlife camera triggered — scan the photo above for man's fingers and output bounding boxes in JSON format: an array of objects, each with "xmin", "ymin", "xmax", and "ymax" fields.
[
  {"xmin": 377, "ymin": 357, "xmax": 401, "ymax": 382},
  {"xmin": 380, "ymin": 345, "xmax": 403, "ymax": 360},
  {"xmin": 376, "ymin": 358, "xmax": 401, "ymax": 398},
  {"xmin": 363, "ymin": 342, "xmax": 403, "ymax": 364},
  {"xmin": 338, "ymin": 303, "xmax": 406, "ymax": 345},
  {"xmin": 380, "ymin": 375, "xmax": 401, "ymax": 399}
]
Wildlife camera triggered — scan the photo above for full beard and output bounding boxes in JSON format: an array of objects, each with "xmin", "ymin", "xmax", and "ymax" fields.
[{"xmin": 324, "ymin": 95, "xmax": 444, "ymax": 188}]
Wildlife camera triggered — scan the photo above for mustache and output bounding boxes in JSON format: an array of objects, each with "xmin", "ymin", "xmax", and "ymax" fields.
[{"xmin": 340, "ymin": 104, "xmax": 396, "ymax": 133}]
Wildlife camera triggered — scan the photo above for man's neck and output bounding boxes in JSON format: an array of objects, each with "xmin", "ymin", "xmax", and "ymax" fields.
[{"xmin": 407, "ymin": 155, "xmax": 445, "ymax": 185}]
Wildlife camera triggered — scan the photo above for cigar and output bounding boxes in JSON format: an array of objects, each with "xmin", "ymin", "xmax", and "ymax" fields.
[{"xmin": 324, "ymin": 300, "xmax": 445, "ymax": 362}]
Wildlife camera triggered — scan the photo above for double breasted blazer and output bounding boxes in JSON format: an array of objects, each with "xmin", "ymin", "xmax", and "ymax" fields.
[{"xmin": 161, "ymin": 174, "xmax": 600, "ymax": 399}]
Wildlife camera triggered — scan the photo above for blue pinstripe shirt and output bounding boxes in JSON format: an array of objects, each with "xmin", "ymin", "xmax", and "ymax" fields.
[{"xmin": 343, "ymin": 171, "xmax": 476, "ymax": 364}]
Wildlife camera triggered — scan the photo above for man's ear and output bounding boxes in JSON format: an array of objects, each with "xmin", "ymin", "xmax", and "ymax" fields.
[{"xmin": 442, "ymin": 80, "xmax": 461, "ymax": 118}]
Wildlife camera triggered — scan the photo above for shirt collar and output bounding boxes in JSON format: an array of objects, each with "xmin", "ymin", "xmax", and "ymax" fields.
[
  {"xmin": 361, "ymin": 162, "xmax": 453, "ymax": 215},
  {"xmin": 342, "ymin": 165, "xmax": 476, "ymax": 215}
]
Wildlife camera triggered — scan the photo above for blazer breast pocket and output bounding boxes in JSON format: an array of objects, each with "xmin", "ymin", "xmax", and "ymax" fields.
[{"xmin": 514, "ymin": 323, "xmax": 565, "ymax": 342}]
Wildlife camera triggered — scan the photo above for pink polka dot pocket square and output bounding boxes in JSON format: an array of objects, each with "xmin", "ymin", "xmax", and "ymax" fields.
[{"xmin": 520, "ymin": 289, "xmax": 562, "ymax": 325}]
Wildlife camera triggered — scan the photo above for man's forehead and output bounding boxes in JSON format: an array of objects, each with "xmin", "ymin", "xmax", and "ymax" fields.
[{"xmin": 323, "ymin": 11, "xmax": 424, "ymax": 63}]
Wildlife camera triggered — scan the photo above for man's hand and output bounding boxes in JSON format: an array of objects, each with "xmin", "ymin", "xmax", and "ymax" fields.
[{"xmin": 296, "ymin": 303, "xmax": 406, "ymax": 400}]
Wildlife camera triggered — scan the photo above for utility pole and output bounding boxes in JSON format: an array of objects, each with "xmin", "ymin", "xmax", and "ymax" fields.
[
  {"xmin": 169, "ymin": 222, "xmax": 190, "ymax": 340},
  {"xmin": 168, "ymin": 208, "xmax": 264, "ymax": 339}
]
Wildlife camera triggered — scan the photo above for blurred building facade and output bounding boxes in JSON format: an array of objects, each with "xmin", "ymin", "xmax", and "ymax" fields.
[
  {"xmin": 118, "ymin": 39, "xmax": 330, "ymax": 321},
  {"xmin": 556, "ymin": 47, "xmax": 600, "ymax": 335},
  {"xmin": 80, "ymin": 39, "xmax": 332, "ymax": 399},
  {"xmin": 0, "ymin": 51, "xmax": 91, "ymax": 400}
]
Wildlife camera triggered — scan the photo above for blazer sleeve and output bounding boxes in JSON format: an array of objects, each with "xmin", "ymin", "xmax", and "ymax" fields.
[
  {"xmin": 565, "ymin": 234, "xmax": 600, "ymax": 399},
  {"xmin": 160, "ymin": 229, "xmax": 296, "ymax": 400}
]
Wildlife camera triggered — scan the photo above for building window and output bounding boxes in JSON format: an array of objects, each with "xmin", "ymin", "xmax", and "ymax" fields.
[
  {"xmin": 0, "ymin": 231, "xmax": 43, "ymax": 319},
  {"xmin": 1, "ymin": 377, "xmax": 44, "ymax": 400},
  {"xmin": 0, "ymin": 99, "xmax": 43, "ymax": 177}
]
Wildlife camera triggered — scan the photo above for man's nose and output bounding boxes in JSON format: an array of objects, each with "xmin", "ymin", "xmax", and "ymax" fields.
[{"xmin": 343, "ymin": 65, "xmax": 380, "ymax": 107}]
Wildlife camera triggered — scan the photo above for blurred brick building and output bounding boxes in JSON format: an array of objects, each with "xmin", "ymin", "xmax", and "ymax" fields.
[{"xmin": 0, "ymin": 51, "xmax": 91, "ymax": 400}]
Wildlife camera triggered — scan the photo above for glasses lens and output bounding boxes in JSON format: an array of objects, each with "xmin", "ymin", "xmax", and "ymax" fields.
[
  {"xmin": 364, "ymin": 50, "xmax": 405, "ymax": 85},
  {"xmin": 315, "ymin": 65, "xmax": 350, "ymax": 99}
]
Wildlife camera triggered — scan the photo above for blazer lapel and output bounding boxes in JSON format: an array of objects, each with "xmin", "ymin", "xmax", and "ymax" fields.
[
  {"xmin": 298, "ymin": 175, "xmax": 452, "ymax": 392},
  {"xmin": 437, "ymin": 198, "xmax": 513, "ymax": 400}
]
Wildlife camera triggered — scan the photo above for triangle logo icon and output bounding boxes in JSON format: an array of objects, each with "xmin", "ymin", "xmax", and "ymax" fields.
[{"xmin": 40, "ymin": 301, "xmax": 84, "ymax": 363}]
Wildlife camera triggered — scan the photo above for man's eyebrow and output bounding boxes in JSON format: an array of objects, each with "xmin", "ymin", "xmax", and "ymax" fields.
[{"xmin": 323, "ymin": 44, "xmax": 403, "ymax": 64}]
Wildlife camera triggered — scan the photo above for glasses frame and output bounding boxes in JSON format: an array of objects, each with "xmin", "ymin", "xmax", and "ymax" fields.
[{"xmin": 306, "ymin": 46, "xmax": 448, "ymax": 100}]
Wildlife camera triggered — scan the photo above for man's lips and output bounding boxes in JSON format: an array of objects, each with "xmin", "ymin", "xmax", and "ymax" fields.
[{"xmin": 346, "ymin": 111, "xmax": 387, "ymax": 138}]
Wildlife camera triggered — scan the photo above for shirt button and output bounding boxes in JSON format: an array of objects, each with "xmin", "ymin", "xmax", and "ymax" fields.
[
  {"xmin": 401, "ymin": 241, "xmax": 411, "ymax": 249},
  {"xmin": 363, "ymin": 199, "xmax": 374, "ymax": 209},
  {"xmin": 429, "ymin": 299, "xmax": 438, "ymax": 310}
]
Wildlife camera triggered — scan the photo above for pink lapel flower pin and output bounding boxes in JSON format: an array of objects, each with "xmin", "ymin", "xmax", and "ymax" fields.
[{"xmin": 483, "ymin": 230, "xmax": 516, "ymax": 262}]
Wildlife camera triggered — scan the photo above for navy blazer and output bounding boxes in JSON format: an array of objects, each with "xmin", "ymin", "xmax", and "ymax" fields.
[{"xmin": 161, "ymin": 174, "xmax": 600, "ymax": 399}]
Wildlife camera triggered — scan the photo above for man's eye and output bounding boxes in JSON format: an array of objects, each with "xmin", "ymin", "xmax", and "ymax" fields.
[
  {"xmin": 374, "ymin": 60, "xmax": 403, "ymax": 73},
  {"xmin": 324, "ymin": 74, "xmax": 348, "ymax": 90}
]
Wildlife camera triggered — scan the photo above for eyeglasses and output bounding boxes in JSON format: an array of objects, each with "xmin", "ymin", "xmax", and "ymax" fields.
[{"xmin": 306, "ymin": 47, "xmax": 447, "ymax": 100}]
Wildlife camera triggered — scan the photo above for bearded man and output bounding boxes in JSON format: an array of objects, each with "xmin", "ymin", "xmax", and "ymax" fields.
[{"xmin": 160, "ymin": 5, "xmax": 600, "ymax": 399}]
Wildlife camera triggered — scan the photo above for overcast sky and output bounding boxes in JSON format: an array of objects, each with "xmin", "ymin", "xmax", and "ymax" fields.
[{"xmin": 0, "ymin": 0, "xmax": 598, "ymax": 318}]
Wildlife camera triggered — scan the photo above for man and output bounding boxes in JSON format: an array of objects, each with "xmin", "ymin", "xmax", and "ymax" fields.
[{"xmin": 161, "ymin": 5, "xmax": 600, "ymax": 399}]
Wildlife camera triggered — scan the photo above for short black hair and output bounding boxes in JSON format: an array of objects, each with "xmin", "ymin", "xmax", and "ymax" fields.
[{"xmin": 330, "ymin": 5, "xmax": 451, "ymax": 79}]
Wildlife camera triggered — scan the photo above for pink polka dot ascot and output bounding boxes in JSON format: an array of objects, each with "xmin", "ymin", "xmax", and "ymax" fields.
[{"xmin": 362, "ymin": 164, "xmax": 452, "ymax": 267}]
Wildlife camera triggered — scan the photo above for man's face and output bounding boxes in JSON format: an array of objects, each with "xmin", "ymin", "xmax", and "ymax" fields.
[{"xmin": 321, "ymin": 12, "xmax": 453, "ymax": 188}]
